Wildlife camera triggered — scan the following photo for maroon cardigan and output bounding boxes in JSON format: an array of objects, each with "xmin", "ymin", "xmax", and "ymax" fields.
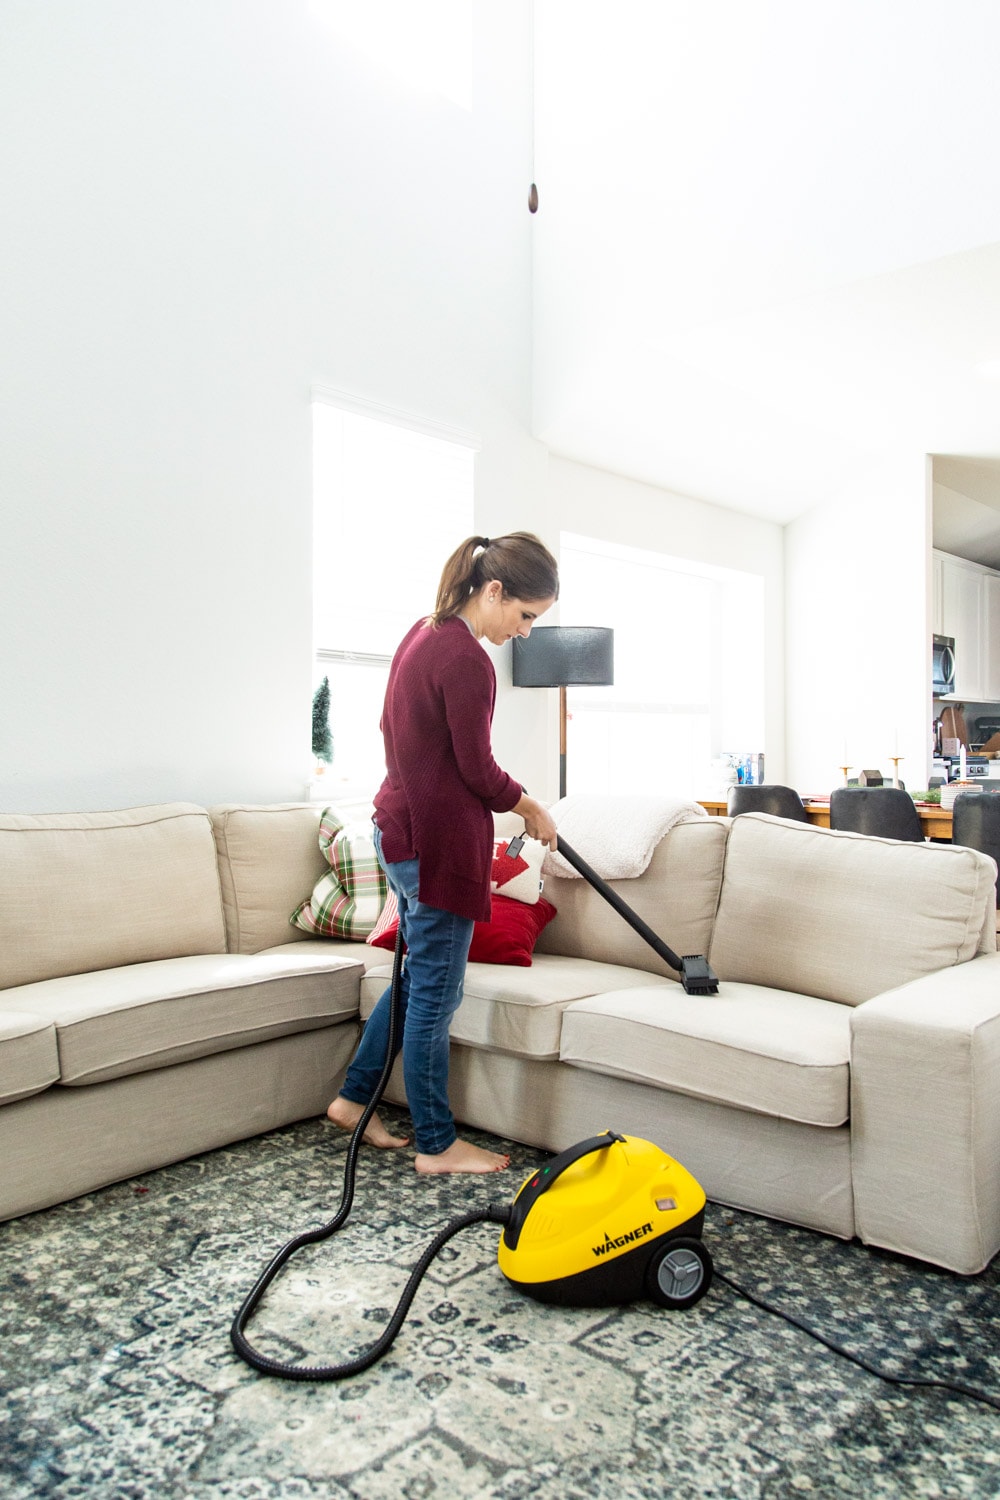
[{"xmin": 373, "ymin": 616, "xmax": 523, "ymax": 921}]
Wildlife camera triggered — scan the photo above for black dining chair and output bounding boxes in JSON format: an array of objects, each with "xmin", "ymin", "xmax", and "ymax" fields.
[
  {"xmin": 726, "ymin": 784, "xmax": 809, "ymax": 822},
  {"xmin": 952, "ymin": 791, "xmax": 1000, "ymax": 901},
  {"xmin": 829, "ymin": 786, "xmax": 925, "ymax": 842}
]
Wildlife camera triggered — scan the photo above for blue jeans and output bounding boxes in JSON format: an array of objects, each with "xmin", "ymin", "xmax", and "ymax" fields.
[{"xmin": 339, "ymin": 826, "xmax": 475, "ymax": 1156}]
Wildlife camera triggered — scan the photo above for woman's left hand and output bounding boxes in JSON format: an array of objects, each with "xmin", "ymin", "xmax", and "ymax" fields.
[{"xmin": 512, "ymin": 794, "xmax": 558, "ymax": 849}]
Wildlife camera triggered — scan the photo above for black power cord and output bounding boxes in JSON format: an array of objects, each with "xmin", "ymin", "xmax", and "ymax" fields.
[
  {"xmin": 230, "ymin": 930, "xmax": 511, "ymax": 1380},
  {"xmin": 714, "ymin": 1269, "xmax": 1000, "ymax": 1414}
]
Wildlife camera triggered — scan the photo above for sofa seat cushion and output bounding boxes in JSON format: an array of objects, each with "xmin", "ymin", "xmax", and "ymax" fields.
[
  {"xmin": 710, "ymin": 813, "xmax": 997, "ymax": 1006},
  {"xmin": 260, "ymin": 937, "xmax": 389, "ymax": 973},
  {"xmin": 361, "ymin": 955, "xmax": 674, "ymax": 1060},
  {"xmin": 0, "ymin": 803, "xmax": 227, "ymax": 990},
  {"xmin": 0, "ymin": 1011, "xmax": 60, "ymax": 1105},
  {"xmin": 0, "ymin": 951, "xmax": 363, "ymax": 1086},
  {"xmin": 558, "ymin": 983, "xmax": 852, "ymax": 1127}
]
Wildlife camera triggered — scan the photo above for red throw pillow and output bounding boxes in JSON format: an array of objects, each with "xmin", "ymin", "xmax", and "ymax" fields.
[{"xmin": 369, "ymin": 893, "xmax": 556, "ymax": 967}]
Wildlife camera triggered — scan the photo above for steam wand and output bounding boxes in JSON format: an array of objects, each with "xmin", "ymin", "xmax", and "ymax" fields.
[{"xmin": 506, "ymin": 834, "xmax": 719, "ymax": 996}]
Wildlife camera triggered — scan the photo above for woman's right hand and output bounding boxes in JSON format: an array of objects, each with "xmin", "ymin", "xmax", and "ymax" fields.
[{"xmin": 512, "ymin": 794, "xmax": 558, "ymax": 850}]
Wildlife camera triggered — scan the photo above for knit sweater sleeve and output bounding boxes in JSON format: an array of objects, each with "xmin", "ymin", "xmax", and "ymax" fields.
[{"xmin": 439, "ymin": 654, "xmax": 522, "ymax": 813}]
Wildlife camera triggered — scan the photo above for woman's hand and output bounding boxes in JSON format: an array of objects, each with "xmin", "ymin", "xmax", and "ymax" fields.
[{"xmin": 512, "ymin": 793, "xmax": 558, "ymax": 850}]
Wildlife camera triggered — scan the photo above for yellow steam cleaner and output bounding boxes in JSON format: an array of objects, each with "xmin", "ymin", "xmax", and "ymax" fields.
[
  {"xmin": 231, "ymin": 835, "xmax": 717, "ymax": 1380},
  {"xmin": 499, "ymin": 1129, "xmax": 711, "ymax": 1311}
]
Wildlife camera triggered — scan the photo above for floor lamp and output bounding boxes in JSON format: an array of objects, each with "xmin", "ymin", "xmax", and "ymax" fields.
[{"xmin": 512, "ymin": 626, "xmax": 615, "ymax": 799}]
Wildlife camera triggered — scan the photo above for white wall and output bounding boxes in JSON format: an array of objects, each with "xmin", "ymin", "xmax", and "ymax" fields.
[
  {"xmin": 785, "ymin": 453, "xmax": 932, "ymax": 795},
  {"xmin": 0, "ymin": 1, "xmax": 547, "ymax": 812},
  {"xmin": 0, "ymin": 1, "xmax": 806, "ymax": 818},
  {"xmin": 933, "ymin": 478, "xmax": 1000, "ymax": 571}
]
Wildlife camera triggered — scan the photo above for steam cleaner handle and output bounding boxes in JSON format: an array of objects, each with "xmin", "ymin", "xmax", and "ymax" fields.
[{"xmin": 553, "ymin": 836, "xmax": 685, "ymax": 974}]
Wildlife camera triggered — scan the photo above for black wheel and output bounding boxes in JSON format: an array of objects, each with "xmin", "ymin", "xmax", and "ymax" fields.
[{"xmin": 645, "ymin": 1236, "xmax": 713, "ymax": 1310}]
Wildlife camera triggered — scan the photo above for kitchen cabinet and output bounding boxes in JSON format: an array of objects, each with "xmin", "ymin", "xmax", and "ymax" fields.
[
  {"xmin": 932, "ymin": 553, "xmax": 945, "ymax": 635},
  {"xmin": 936, "ymin": 551, "xmax": 985, "ymax": 697},
  {"xmin": 934, "ymin": 549, "xmax": 1000, "ymax": 700},
  {"xmin": 985, "ymin": 574, "xmax": 1000, "ymax": 699}
]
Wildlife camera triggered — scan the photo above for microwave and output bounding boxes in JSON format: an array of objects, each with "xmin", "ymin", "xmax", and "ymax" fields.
[{"xmin": 933, "ymin": 634, "xmax": 956, "ymax": 695}]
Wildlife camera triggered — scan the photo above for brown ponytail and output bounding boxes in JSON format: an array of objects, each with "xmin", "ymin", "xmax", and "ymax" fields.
[{"xmin": 428, "ymin": 532, "xmax": 559, "ymax": 625}]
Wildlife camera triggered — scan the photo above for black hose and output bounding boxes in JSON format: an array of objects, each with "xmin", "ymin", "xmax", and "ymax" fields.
[{"xmin": 230, "ymin": 928, "xmax": 511, "ymax": 1380}]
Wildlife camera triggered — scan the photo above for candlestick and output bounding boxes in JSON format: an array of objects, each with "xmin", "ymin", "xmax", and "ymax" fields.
[
  {"xmin": 839, "ymin": 764, "xmax": 852, "ymax": 786},
  {"xmin": 888, "ymin": 755, "xmax": 903, "ymax": 788}
]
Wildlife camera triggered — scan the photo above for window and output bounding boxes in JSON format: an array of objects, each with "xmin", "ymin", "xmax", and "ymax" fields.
[
  {"xmin": 312, "ymin": 390, "xmax": 477, "ymax": 802},
  {"xmin": 558, "ymin": 532, "xmax": 765, "ymax": 798}
]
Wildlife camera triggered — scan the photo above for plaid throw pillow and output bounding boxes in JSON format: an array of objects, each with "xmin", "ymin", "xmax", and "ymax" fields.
[{"xmin": 291, "ymin": 808, "xmax": 388, "ymax": 940}]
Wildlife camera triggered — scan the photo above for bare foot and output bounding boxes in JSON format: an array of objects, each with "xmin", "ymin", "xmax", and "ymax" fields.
[
  {"xmin": 326, "ymin": 1096, "xmax": 410, "ymax": 1148},
  {"xmin": 414, "ymin": 1139, "xmax": 510, "ymax": 1175}
]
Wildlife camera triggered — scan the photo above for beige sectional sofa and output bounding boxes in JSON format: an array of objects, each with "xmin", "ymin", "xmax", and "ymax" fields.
[
  {"xmin": 0, "ymin": 803, "xmax": 364, "ymax": 1223},
  {"xmin": 2, "ymin": 799, "xmax": 1000, "ymax": 1278}
]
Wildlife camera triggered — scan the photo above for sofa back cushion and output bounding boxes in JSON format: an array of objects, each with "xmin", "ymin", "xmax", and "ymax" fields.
[
  {"xmin": 211, "ymin": 803, "xmax": 328, "ymax": 953},
  {"xmin": 0, "ymin": 803, "xmax": 226, "ymax": 989},
  {"xmin": 709, "ymin": 813, "xmax": 997, "ymax": 1005},
  {"xmin": 533, "ymin": 818, "xmax": 729, "ymax": 978}
]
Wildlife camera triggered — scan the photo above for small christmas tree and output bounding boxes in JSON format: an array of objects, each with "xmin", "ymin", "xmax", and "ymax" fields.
[{"xmin": 312, "ymin": 676, "xmax": 333, "ymax": 765}]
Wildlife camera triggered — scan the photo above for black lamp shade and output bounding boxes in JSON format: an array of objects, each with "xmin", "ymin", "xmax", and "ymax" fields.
[{"xmin": 512, "ymin": 627, "xmax": 614, "ymax": 688}]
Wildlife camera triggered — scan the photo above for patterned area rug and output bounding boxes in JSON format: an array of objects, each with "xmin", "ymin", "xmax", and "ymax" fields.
[{"xmin": 3, "ymin": 1113, "xmax": 1000, "ymax": 1499}]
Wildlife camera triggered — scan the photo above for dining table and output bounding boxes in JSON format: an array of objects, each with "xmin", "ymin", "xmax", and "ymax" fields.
[{"xmin": 697, "ymin": 798, "xmax": 953, "ymax": 840}]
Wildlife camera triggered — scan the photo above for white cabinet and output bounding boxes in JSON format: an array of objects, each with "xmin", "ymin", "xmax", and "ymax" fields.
[
  {"xmin": 931, "ymin": 549, "xmax": 1000, "ymax": 699},
  {"xmin": 932, "ymin": 553, "xmax": 945, "ymax": 635},
  {"xmin": 984, "ymin": 574, "xmax": 1000, "ymax": 700},
  {"xmin": 938, "ymin": 553, "xmax": 985, "ymax": 698}
]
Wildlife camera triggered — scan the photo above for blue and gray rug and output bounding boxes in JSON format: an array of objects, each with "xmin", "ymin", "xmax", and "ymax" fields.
[{"xmin": 3, "ymin": 1114, "xmax": 1000, "ymax": 1499}]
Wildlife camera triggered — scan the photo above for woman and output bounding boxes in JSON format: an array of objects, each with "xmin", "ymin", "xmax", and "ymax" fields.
[{"xmin": 327, "ymin": 533, "xmax": 559, "ymax": 1174}]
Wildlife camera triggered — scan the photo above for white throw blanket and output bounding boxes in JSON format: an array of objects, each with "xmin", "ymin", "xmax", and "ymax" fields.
[{"xmin": 541, "ymin": 794, "xmax": 707, "ymax": 880}]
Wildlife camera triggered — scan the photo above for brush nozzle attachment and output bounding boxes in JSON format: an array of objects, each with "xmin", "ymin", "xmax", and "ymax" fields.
[{"xmin": 679, "ymin": 956, "xmax": 719, "ymax": 995}]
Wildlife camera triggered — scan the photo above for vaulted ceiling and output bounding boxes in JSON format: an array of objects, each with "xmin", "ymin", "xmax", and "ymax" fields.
[{"xmin": 532, "ymin": 1, "xmax": 1000, "ymax": 526}]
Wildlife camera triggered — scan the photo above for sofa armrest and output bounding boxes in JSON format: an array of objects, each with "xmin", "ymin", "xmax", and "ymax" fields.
[{"xmin": 850, "ymin": 952, "xmax": 1000, "ymax": 1273}]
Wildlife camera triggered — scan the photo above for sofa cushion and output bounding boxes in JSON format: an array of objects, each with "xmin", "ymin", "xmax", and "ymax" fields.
[
  {"xmin": 709, "ymin": 813, "xmax": 997, "ymax": 1006},
  {"xmin": 361, "ymin": 955, "xmax": 674, "ymax": 1060},
  {"xmin": 0, "ymin": 804, "xmax": 227, "ymax": 990},
  {"xmin": 211, "ymin": 803, "xmax": 327, "ymax": 953},
  {"xmin": 0, "ymin": 1010, "xmax": 60, "ymax": 1105},
  {"xmin": 559, "ymin": 983, "xmax": 852, "ymax": 1127},
  {"xmin": 259, "ymin": 937, "xmax": 389, "ymax": 973},
  {"xmin": 534, "ymin": 819, "xmax": 729, "ymax": 978},
  {"xmin": 291, "ymin": 808, "xmax": 388, "ymax": 940},
  {"xmin": 0, "ymin": 951, "xmax": 363, "ymax": 1086}
]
